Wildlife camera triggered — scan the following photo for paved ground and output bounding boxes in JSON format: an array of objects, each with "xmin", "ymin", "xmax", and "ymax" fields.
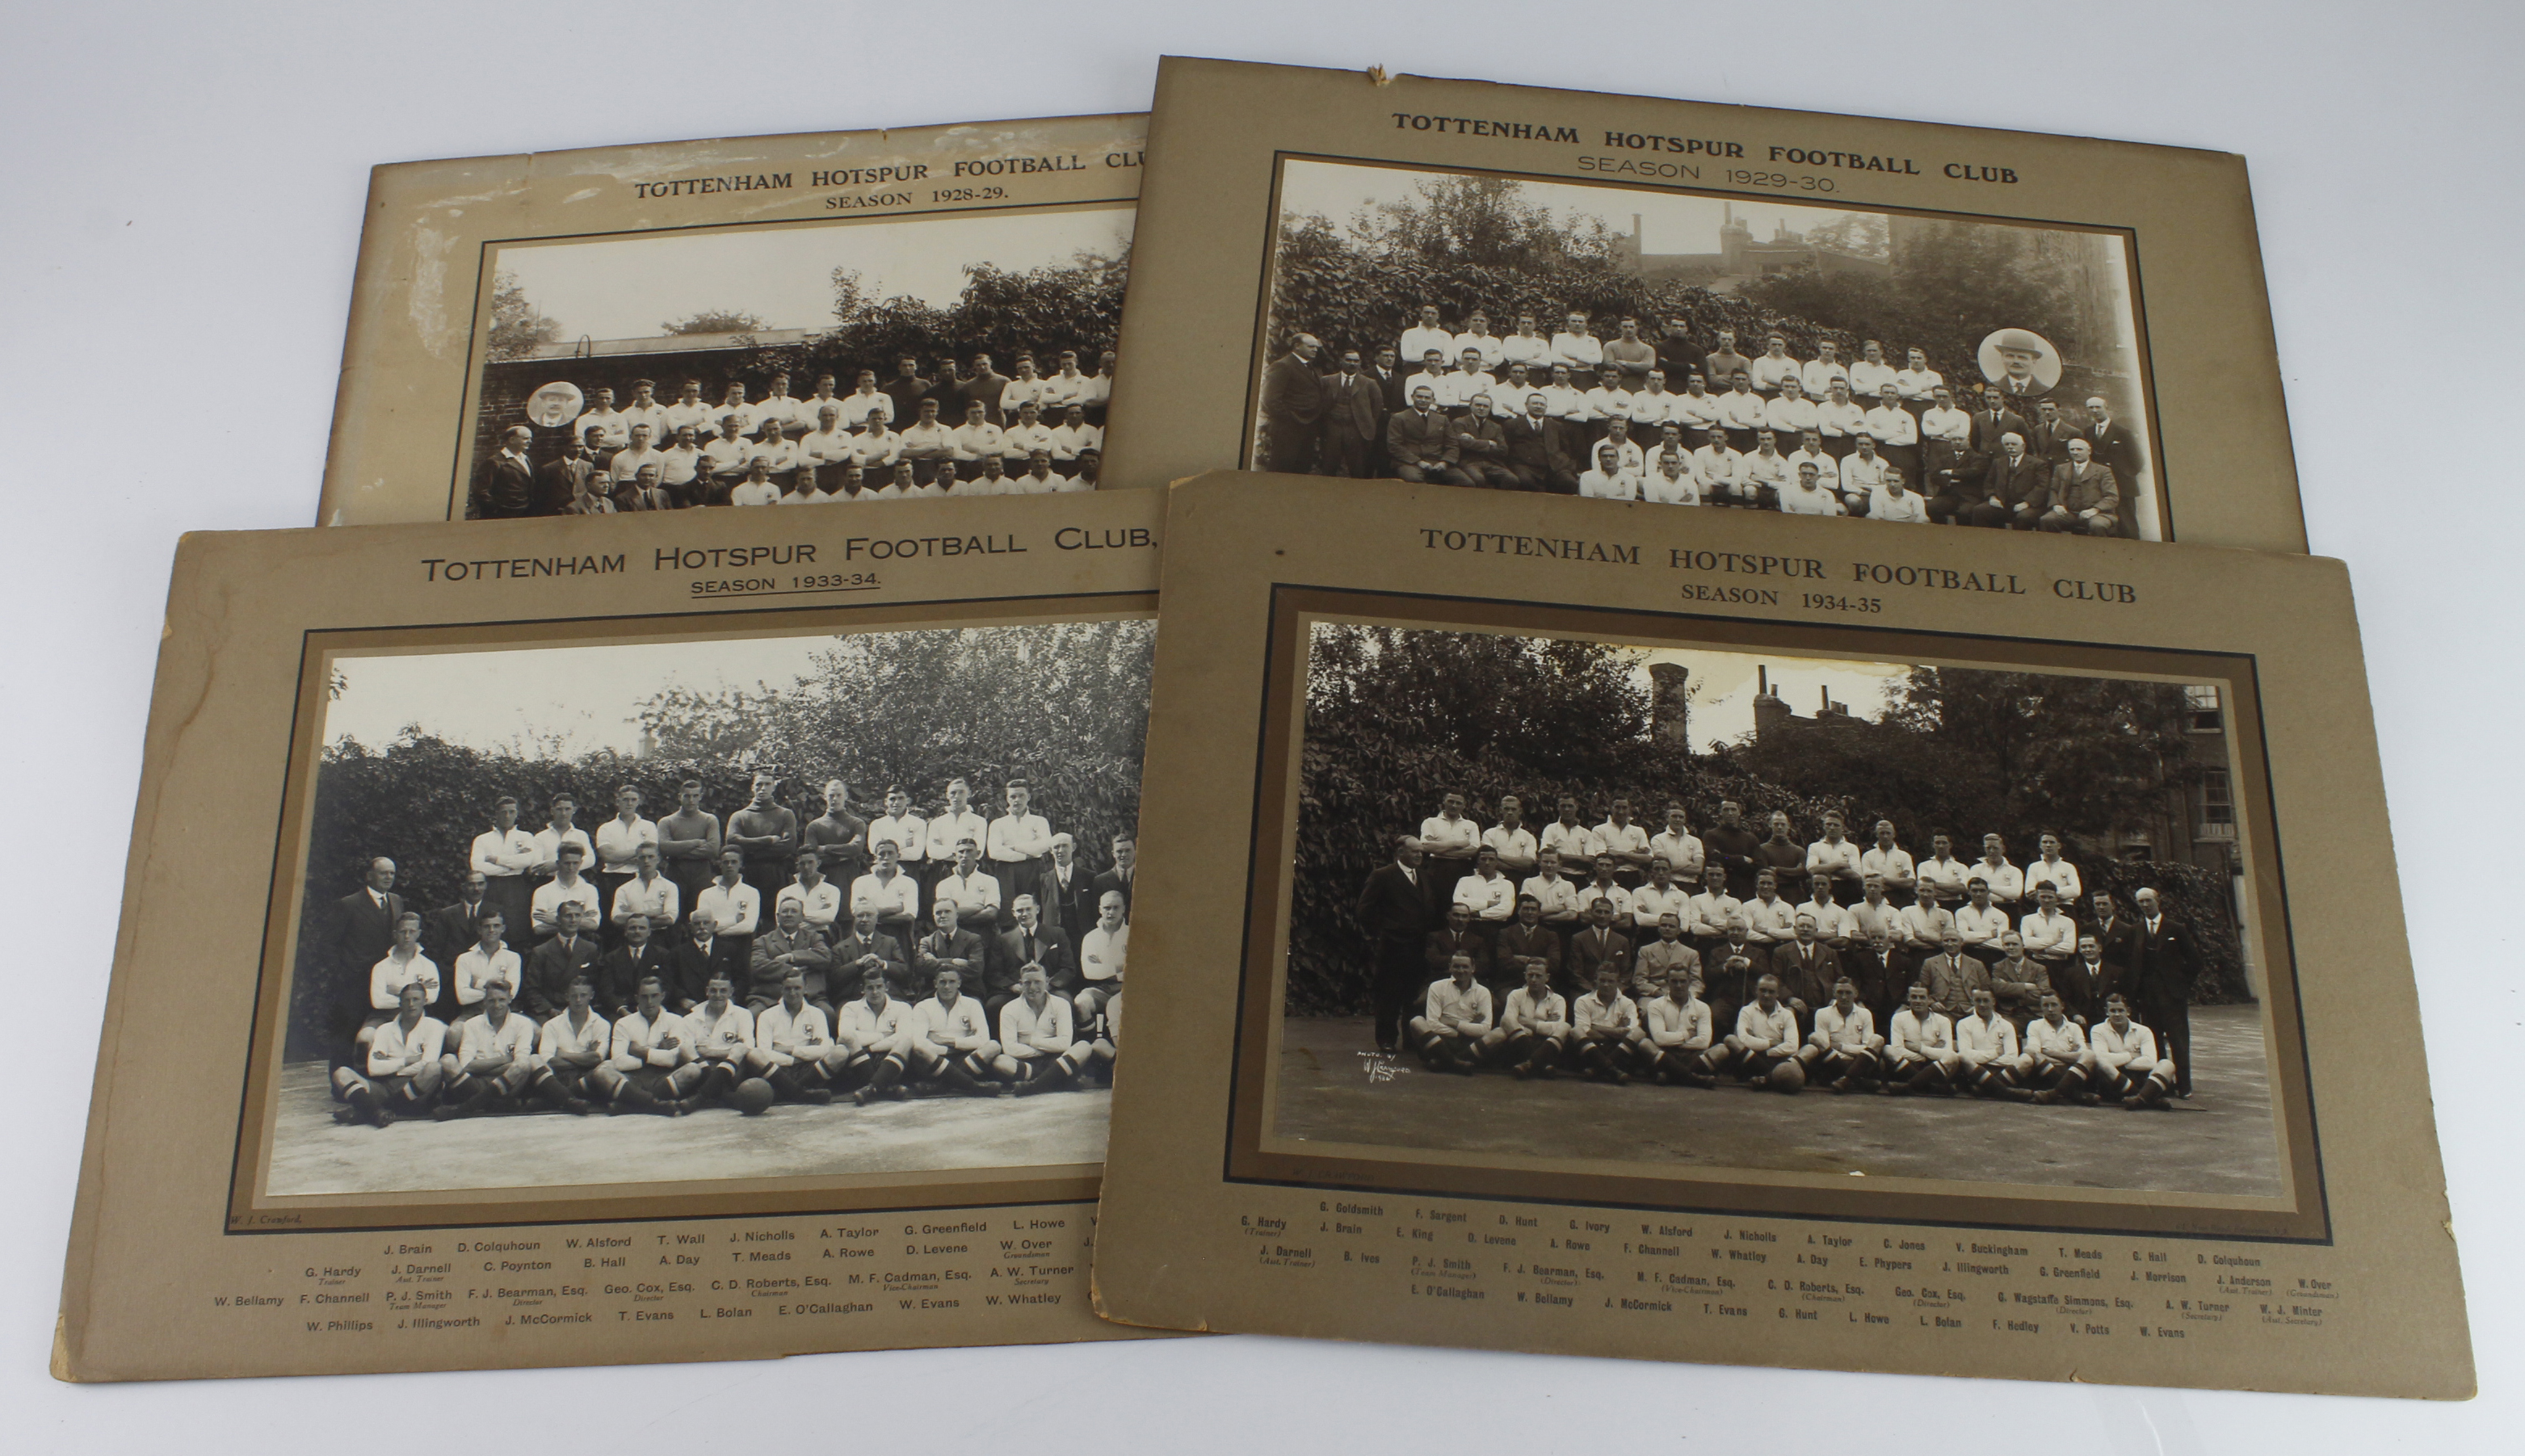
[
  {"xmin": 1271, "ymin": 1004, "xmax": 2279, "ymax": 1198},
  {"xmin": 267, "ymin": 1061, "xmax": 1108, "ymax": 1197}
]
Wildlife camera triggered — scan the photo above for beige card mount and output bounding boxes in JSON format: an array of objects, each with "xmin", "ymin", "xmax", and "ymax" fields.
[
  {"xmin": 59, "ymin": 493, "xmax": 1165, "ymax": 1380},
  {"xmin": 1090, "ymin": 474, "xmax": 2465, "ymax": 1399},
  {"xmin": 1106, "ymin": 59, "xmax": 2305, "ymax": 552}
]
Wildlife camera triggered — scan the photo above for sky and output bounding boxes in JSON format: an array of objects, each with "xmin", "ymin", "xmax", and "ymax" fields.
[
  {"xmin": 1279, "ymin": 157, "xmax": 1876, "ymax": 261},
  {"xmin": 322, "ymin": 631, "xmax": 862, "ymax": 757},
  {"xmin": 494, "ymin": 204, "xmax": 1134, "ymax": 341}
]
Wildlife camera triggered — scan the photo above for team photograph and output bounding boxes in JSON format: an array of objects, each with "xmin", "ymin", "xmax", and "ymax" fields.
[
  {"xmin": 1253, "ymin": 161, "xmax": 2160, "ymax": 539},
  {"xmin": 266, "ymin": 615, "xmax": 1150, "ymax": 1198},
  {"xmin": 464, "ymin": 204, "xmax": 1130, "ymax": 518},
  {"xmin": 1274, "ymin": 622, "xmax": 2281, "ymax": 1199}
]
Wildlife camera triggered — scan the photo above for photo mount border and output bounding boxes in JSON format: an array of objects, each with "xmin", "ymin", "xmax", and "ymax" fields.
[
  {"xmin": 223, "ymin": 587, "xmax": 1157, "ymax": 1236},
  {"xmin": 1241, "ymin": 151, "xmax": 2174, "ymax": 542},
  {"xmin": 1217, "ymin": 583, "xmax": 2329, "ymax": 1246}
]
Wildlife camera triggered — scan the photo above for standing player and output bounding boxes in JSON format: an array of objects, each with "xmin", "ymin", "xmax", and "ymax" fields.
[
  {"xmin": 657, "ymin": 780, "xmax": 722, "ymax": 918},
  {"xmin": 330, "ymin": 981, "xmax": 443, "ymax": 1127},
  {"xmin": 449, "ymin": 912, "xmax": 523, "ymax": 1022}
]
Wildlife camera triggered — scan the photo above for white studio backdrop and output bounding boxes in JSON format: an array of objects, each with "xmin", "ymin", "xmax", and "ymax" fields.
[{"xmin": 2, "ymin": 2, "xmax": 2516, "ymax": 1450}]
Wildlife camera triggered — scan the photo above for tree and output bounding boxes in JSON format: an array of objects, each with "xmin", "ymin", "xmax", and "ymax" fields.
[
  {"xmin": 485, "ymin": 271, "xmax": 557, "ymax": 360},
  {"xmin": 660, "ymin": 308, "xmax": 767, "ymax": 338},
  {"xmin": 1351, "ymin": 175, "xmax": 1615, "ymax": 272},
  {"xmin": 1881, "ymin": 666, "xmax": 2198, "ymax": 848},
  {"xmin": 1741, "ymin": 219, "xmax": 2081, "ymax": 376},
  {"xmin": 1802, "ymin": 212, "xmax": 1889, "ymax": 260}
]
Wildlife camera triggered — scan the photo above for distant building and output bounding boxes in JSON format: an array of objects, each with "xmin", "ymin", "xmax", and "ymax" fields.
[{"xmin": 1612, "ymin": 204, "xmax": 1891, "ymax": 285}]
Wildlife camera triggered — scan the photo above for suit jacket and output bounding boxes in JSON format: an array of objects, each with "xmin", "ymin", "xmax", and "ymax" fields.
[
  {"xmin": 522, "ymin": 934, "xmax": 600, "ymax": 1018},
  {"xmin": 661, "ymin": 938, "xmax": 742, "ymax": 1013},
  {"xmin": 989, "ymin": 924, "xmax": 1077, "ymax": 997},
  {"xmin": 1917, "ymin": 951, "xmax": 1991, "ymax": 1020},
  {"xmin": 1423, "ymin": 927, "xmax": 1492, "ymax": 982},
  {"xmin": 2025, "ymin": 420, "xmax": 2079, "ymax": 464},
  {"xmin": 474, "ymin": 451, "xmax": 537, "ymax": 518},
  {"xmin": 1503, "ymin": 413, "xmax": 1577, "ymax": 474},
  {"xmin": 1035, "ymin": 862, "xmax": 1098, "ymax": 946},
  {"xmin": 829, "ymin": 928, "xmax": 911, "ymax": 1000},
  {"xmin": 1091, "ymin": 866, "xmax": 1136, "ymax": 921},
  {"xmin": 2132, "ymin": 914, "xmax": 2203, "ymax": 1005},
  {"xmin": 2090, "ymin": 914, "xmax": 2143, "ymax": 1001},
  {"xmin": 333, "ymin": 887, "xmax": 405, "ymax": 981},
  {"xmin": 1320, "ymin": 371, "xmax": 1385, "ymax": 442},
  {"xmin": 537, "ymin": 452, "xmax": 599, "ymax": 512},
  {"xmin": 1984, "ymin": 453, "xmax": 2051, "ymax": 512},
  {"xmin": 1699, "ymin": 941, "xmax": 1766, "ymax": 1009},
  {"xmin": 1355, "ymin": 863, "xmax": 1436, "ymax": 942},
  {"xmin": 1490, "ymin": 921, "xmax": 1561, "ymax": 986},
  {"xmin": 915, "ymin": 928, "xmax": 989, "ymax": 992},
  {"xmin": 1969, "ymin": 408, "xmax": 2031, "ymax": 458},
  {"xmin": 1771, "ymin": 941, "xmax": 1841, "ymax": 1010},
  {"xmin": 1449, "ymin": 413, "xmax": 1509, "ymax": 463},
  {"xmin": 1386, "ymin": 407, "xmax": 1458, "ymax": 467},
  {"xmin": 1261, "ymin": 355, "xmax": 1329, "ymax": 426},
  {"xmin": 2049, "ymin": 461, "xmax": 2119, "ymax": 517},
  {"xmin": 598, "ymin": 940, "xmax": 678, "ymax": 1017},
  {"xmin": 1374, "ymin": 366, "xmax": 1410, "ymax": 415},
  {"xmin": 2082, "ymin": 420, "xmax": 2143, "ymax": 483},
  {"xmin": 749, "ymin": 925, "xmax": 833, "ymax": 1002},
  {"xmin": 422, "ymin": 899, "xmax": 489, "ymax": 979},
  {"xmin": 1844, "ymin": 945, "xmax": 1912, "ymax": 1022},
  {"xmin": 1568, "ymin": 925, "xmax": 1632, "ymax": 992}
]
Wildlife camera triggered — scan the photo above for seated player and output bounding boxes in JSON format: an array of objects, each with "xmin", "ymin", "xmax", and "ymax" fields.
[
  {"xmin": 834, "ymin": 972, "xmax": 917, "ymax": 1103},
  {"xmin": 1080, "ymin": 988, "xmax": 1120, "ymax": 1085},
  {"xmin": 357, "ymin": 913, "xmax": 439, "ymax": 1055},
  {"xmin": 1880, "ymin": 982, "xmax": 1960, "ymax": 1096},
  {"xmin": 994, "ymin": 967, "xmax": 1093, "ymax": 1095},
  {"xmin": 749, "ymin": 899, "xmax": 832, "ymax": 1010},
  {"xmin": 1480, "ymin": 962, "xmax": 1570, "ymax": 1079},
  {"xmin": 1640, "ymin": 972, "xmax": 1718, "ymax": 1087},
  {"xmin": 1409, "ymin": 952, "xmax": 1494, "ymax": 1073},
  {"xmin": 2089, "ymin": 993, "xmax": 2178, "ymax": 1110},
  {"xmin": 330, "ymin": 980, "xmax": 444, "ymax": 1127},
  {"xmin": 1075, "ymin": 890, "xmax": 1128, "ymax": 1029},
  {"xmin": 432, "ymin": 976, "xmax": 537, "ymax": 1119},
  {"xmin": 683, "ymin": 971, "xmax": 757, "ymax": 1106},
  {"xmin": 748, "ymin": 970, "xmax": 840, "ymax": 1105},
  {"xmin": 592, "ymin": 975, "xmax": 703, "ymax": 1116},
  {"xmin": 905, "ymin": 967, "xmax": 999, "ymax": 1096},
  {"xmin": 527, "ymin": 975, "xmax": 611, "ymax": 1116},
  {"xmin": 1569, "ymin": 964, "xmax": 1641, "ymax": 1084},
  {"xmin": 449, "ymin": 911, "xmax": 523, "ymax": 1023},
  {"xmin": 1802, "ymin": 976, "xmax": 1884, "ymax": 1093},
  {"xmin": 1777, "ymin": 459, "xmax": 1844, "ymax": 515},
  {"xmin": 1952, "ymin": 987, "xmax": 2023, "ymax": 1098},
  {"xmin": 521, "ymin": 900, "xmax": 600, "ymax": 1020},
  {"xmin": 1716, "ymin": 973, "xmax": 1802, "ymax": 1089},
  {"xmin": 2016, "ymin": 992, "xmax": 2092, "ymax": 1104}
]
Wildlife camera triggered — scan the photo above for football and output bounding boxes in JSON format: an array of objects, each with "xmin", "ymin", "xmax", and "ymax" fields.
[
  {"xmin": 1767, "ymin": 1060, "xmax": 1807, "ymax": 1093},
  {"xmin": 733, "ymin": 1077, "xmax": 777, "ymax": 1115}
]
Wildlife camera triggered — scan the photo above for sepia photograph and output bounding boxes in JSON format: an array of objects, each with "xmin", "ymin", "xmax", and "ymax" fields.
[
  {"xmin": 261, "ymin": 613, "xmax": 1149, "ymax": 1207},
  {"xmin": 463, "ymin": 204, "xmax": 1132, "ymax": 518},
  {"xmin": 1267, "ymin": 618, "xmax": 2288, "ymax": 1208},
  {"xmin": 1251, "ymin": 159, "xmax": 2160, "ymax": 538}
]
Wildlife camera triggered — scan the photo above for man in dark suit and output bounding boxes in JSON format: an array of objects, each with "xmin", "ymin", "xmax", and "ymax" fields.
[
  {"xmin": 1386, "ymin": 384, "xmax": 1471, "ymax": 485},
  {"xmin": 1566, "ymin": 900, "xmax": 1632, "ymax": 998},
  {"xmin": 422, "ymin": 871, "xmax": 489, "ymax": 1014},
  {"xmin": 1033, "ymin": 834, "xmax": 1097, "ymax": 947},
  {"xmin": 1771, "ymin": 916, "xmax": 1842, "ymax": 1034},
  {"xmin": 2024, "ymin": 400, "xmax": 2079, "ymax": 465},
  {"xmin": 1699, "ymin": 922, "xmax": 1765, "ymax": 1042},
  {"xmin": 1846, "ymin": 927, "xmax": 1914, "ymax": 1031},
  {"xmin": 2130, "ymin": 887, "xmax": 2204, "ymax": 1097},
  {"xmin": 1448, "ymin": 397, "xmax": 1514, "ymax": 489},
  {"xmin": 472, "ymin": 426, "xmax": 538, "ymax": 519},
  {"xmin": 985, "ymin": 895, "xmax": 1076, "ymax": 1021},
  {"xmin": 1355, "ymin": 836, "xmax": 1438, "ymax": 1053},
  {"xmin": 829, "ymin": 908, "xmax": 912, "ymax": 1001},
  {"xmin": 1971, "ymin": 434, "xmax": 2050, "ymax": 528},
  {"xmin": 1091, "ymin": 835, "xmax": 1136, "ymax": 923},
  {"xmin": 2079, "ymin": 395, "xmax": 2144, "ymax": 522},
  {"xmin": 539, "ymin": 426, "xmax": 606, "ymax": 513},
  {"xmin": 2087, "ymin": 890, "xmax": 2142, "ymax": 1005},
  {"xmin": 1423, "ymin": 904, "xmax": 1492, "ymax": 989},
  {"xmin": 598, "ymin": 913, "xmax": 676, "ymax": 1021},
  {"xmin": 1968, "ymin": 392, "xmax": 2031, "ymax": 460},
  {"xmin": 1317, "ymin": 349, "xmax": 1385, "ymax": 479},
  {"xmin": 2040, "ymin": 439, "xmax": 2120, "ymax": 535},
  {"xmin": 915, "ymin": 901, "xmax": 989, "ymax": 1001},
  {"xmin": 1490, "ymin": 894, "xmax": 1561, "ymax": 1002},
  {"xmin": 663, "ymin": 915, "xmax": 742, "ymax": 1016},
  {"xmin": 1259, "ymin": 334, "xmax": 1326, "ymax": 474},
  {"xmin": 521, "ymin": 901, "xmax": 601, "ymax": 1020},
  {"xmin": 332, "ymin": 855, "xmax": 405, "ymax": 988}
]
